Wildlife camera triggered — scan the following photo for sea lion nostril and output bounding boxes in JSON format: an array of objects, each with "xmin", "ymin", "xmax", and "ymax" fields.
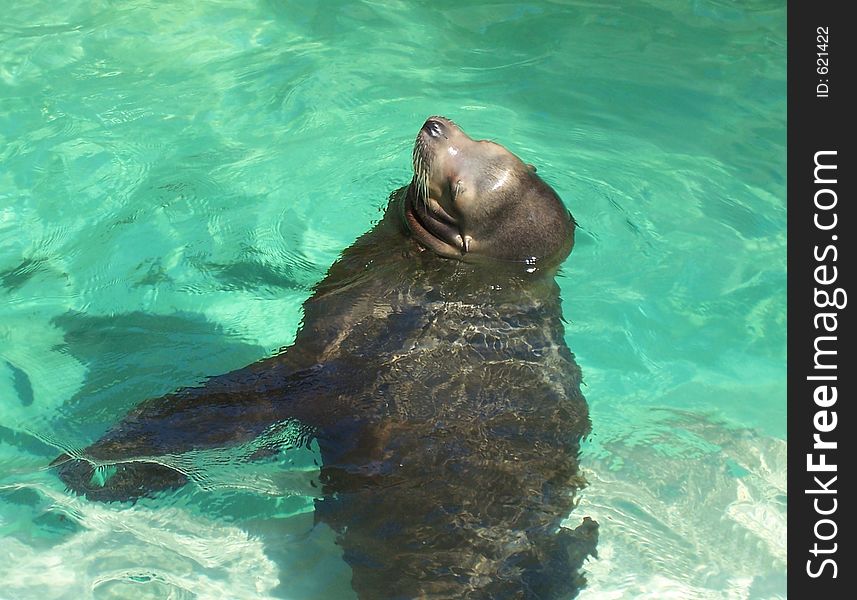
[{"xmin": 423, "ymin": 118, "xmax": 443, "ymax": 138}]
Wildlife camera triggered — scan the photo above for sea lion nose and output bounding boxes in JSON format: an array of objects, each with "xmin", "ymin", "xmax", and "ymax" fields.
[{"xmin": 422, "ymin": 118, "xmax": 445, "ymax": 138}]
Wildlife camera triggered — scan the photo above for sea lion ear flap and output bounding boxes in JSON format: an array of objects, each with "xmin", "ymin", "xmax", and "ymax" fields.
[{"xmin": 526, "ymin": 163, "xmax": 537, "ymax": 173}]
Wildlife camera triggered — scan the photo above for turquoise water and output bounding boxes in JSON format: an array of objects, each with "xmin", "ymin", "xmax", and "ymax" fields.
[{"xmin": 1, "ymin": 1, "xmax": 786, "ymax": 598}]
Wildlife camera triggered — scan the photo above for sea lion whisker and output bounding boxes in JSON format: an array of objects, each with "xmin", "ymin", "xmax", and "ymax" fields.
[{"xmin": 411, "ymin": 142, "xmax": 433, "ymax": 210}]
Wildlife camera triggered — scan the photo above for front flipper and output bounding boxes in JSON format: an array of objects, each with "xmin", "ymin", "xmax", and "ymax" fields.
[
  {"xmin": 53, "ymin": 360, "xmax": 338, "ymax": 502},
  {"xmin": 51, "ymin": 453, "xmax": 190, "ymax": 503}
]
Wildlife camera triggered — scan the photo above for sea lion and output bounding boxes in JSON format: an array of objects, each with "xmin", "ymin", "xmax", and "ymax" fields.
[{"xmin": 53, "ymin": 116, "xmax": 597, "ymax": 599}]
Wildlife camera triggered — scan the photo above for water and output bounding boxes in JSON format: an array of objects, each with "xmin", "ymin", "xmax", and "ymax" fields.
[{"xmin": 1, "ymin": 1, "xmax": 786, "ymax": 598}]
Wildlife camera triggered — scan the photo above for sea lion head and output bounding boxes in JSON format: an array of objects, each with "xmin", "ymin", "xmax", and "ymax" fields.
[{"xmin": 405, "ymin": 116, "xmax": 575, "ymax": 268}]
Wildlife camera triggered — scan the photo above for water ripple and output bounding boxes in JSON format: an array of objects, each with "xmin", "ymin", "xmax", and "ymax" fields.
[{"xmin": 1, "ymin": 0, "xmax": 785, "ymax": 597}]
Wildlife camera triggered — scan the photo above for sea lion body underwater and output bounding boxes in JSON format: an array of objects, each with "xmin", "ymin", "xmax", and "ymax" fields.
[{"xmin": 54, "ymin": 117, "xmax": 598, "ymax": 599}]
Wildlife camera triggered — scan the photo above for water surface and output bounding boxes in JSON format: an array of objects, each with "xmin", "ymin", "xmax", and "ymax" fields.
[{"xmin": 1, "ymin": 1, "xmax": 786, "ymax": 598}]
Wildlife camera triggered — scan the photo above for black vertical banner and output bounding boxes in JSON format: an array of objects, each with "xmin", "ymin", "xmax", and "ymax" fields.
[{"xmin": 788, "ymin": 1, "xmax": 854, "ymax": 596}]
